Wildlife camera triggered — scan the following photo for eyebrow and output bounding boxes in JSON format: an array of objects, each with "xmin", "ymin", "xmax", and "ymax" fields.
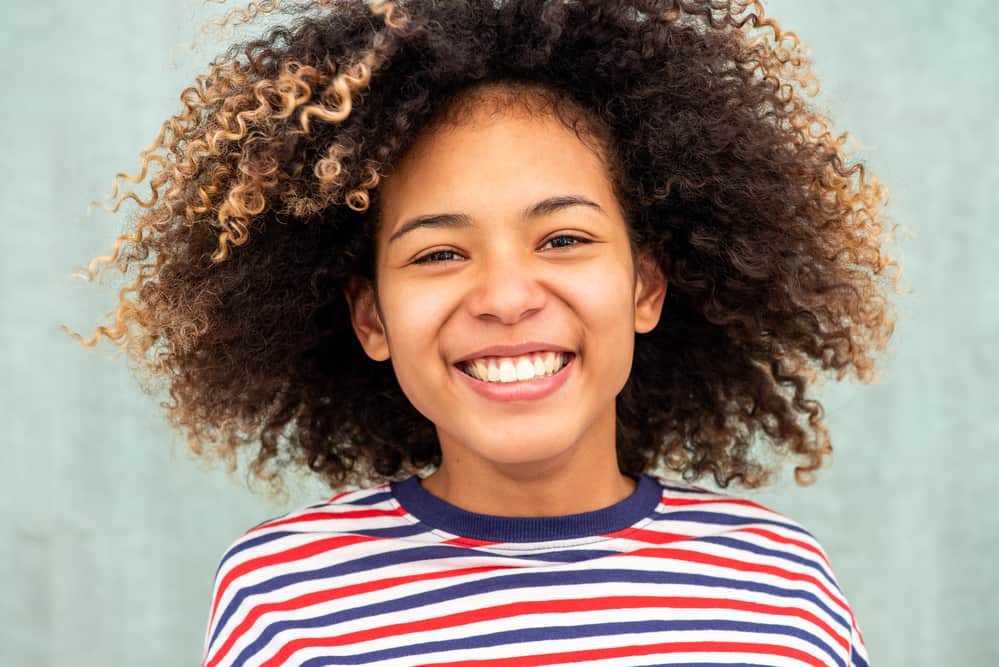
[{"xmin": 387, "ymin": 194, "xmax": 607, "ymax": 245}]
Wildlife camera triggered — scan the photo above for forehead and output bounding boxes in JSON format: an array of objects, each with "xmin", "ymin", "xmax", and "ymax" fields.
[{"xmin": 376, "ymin": 101, "xmax": 619, "ymax": 238}]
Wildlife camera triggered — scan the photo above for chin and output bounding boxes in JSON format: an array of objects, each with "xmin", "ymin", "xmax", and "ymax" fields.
[{"xmin": 469, "ymin": 434, "xmax": 577, "ymax": 467}]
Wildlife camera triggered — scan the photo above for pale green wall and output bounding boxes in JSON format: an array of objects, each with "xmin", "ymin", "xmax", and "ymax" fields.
[{"xmin": 2, "ymin": 1, "xmax": 996, "ymax": 665}]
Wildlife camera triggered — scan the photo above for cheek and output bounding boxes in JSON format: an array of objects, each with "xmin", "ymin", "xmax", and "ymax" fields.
[
  {"xmin": 383, "ymin": 282, "xmax": 456, "ymax": 358},
  {"xmin": 569, "ymin": 262, "xmax": 635, "ymax": 321},
  {"xmin": 566, "ymin": 264, "xmax": 638, "ymax": 378},
  {"xmin": 391, "ymin": 285, "xmax": 447, "ymax": 324},
  {"xmin": 379, "ymin": 285, "xmax": 453, "ymax": 420}
]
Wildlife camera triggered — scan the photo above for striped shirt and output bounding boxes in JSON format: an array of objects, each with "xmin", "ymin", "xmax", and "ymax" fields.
[{"xmin": 200, "ymin": 471, "xmax": 871, "ymax": 666}]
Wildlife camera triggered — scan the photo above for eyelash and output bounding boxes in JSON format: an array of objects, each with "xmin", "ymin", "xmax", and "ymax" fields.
[{"xmin": 412, "ymin": 235, "xmax": 592, "ymax": 265}]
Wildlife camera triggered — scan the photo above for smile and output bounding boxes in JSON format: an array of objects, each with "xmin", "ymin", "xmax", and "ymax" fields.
[
  {"xmin": 457, "ymin": 351, "xmax": 572, "ymax": 383},
  {"xmin": 454, "ymin": 353, "xmax": 575, "ymax": 403}
]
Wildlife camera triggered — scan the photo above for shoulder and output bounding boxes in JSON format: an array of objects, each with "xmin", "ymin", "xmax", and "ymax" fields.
[
  {"xmin": 213, "ymin": 481, "xmax": 399, "ymax": 575},
  {"xmin": 642, "ymin": 474, "xmax": 867, "ymax": 665},
  {"xmin": 206, "ymin": 482, "xmax": 402, "ymax": 605},
  {"xmin": 647, "ymin": 473, "xmax": 825, "ymax": 534},
  {"xmin": 201, "ymin": 482, "xmax": 401, "ymax": 642},
  {"xmin": 644, "ymin": 473, "xmax": 842, "ymax": 579}
]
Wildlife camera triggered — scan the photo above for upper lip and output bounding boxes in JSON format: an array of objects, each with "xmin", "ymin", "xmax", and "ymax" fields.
[{"xmin": 453, "ymin": 342, "xmax": 575, "ymax": 365}]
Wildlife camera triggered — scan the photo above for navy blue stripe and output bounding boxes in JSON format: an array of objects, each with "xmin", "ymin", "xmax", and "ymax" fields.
[
  {"xmin": 211, "ymin": 530, "xmax": 298, "ymax": 583},
  {"xmin": 659, "ymin": 483, "xmax": 713, "ymax": 494},
  {"xmin": 208, "ymin": 540, "xmax": 657, "ymax": 644},
  {"xmin": 214, "ymin": 522, "xmax": 431, "ymax": 577},
  {"xmin": 215, "ymin": 497, "xmax": 804, "ymax": 581},
  {"xmin": 697, "ymin": 535, "xmax": 840, "ymax": 591},
  {"xmin": 659, "ymin": 510, "xmax": 813, "ymax": 537},
  {"xmin": 223, "ymin": 565, "xmax": 851, "ymax": 663},
  {"xmin": 390, "ymin": 472, "xmax": 660, "ymax": 543},
  {"xmin": 297, "ymin": 619, "xmax": 844, "ymax": 667},
  {"xmin": 212, "ymin": 540, "xmax": 852, "ymax": 649},
  {"xmin": 343, "ymin": 489, "xmax": 394, "ymax": 506},
  {"xmin": 635, "ymin": 663, "xmax": 776, "ymax": 667},
  {"xmin": 339, "ymin": 523, "xmax": 435, "ymax": 540}
]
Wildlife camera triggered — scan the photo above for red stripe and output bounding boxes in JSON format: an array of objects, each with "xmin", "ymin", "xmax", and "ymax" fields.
[
  {"xmin": 741, "ymin": 527, "xmax": 833, "ymax": 569},
  {"xmin": 625, "ymin": 525, "xmax": 833, "ymax": 572},
  {"xmin": 415, "ymin": 640, "xmax": 831, "ymax": 667},
  {"xmin": 441, "ymin": 535, "xmax": 502, "ymax": 548},
  {"xmin": 642, "ymin": 492, "xmax": 834, "ymax": 569},
  {"xmin": 628, "ymin": 545, "xmax": 849, "ymax": 614},
  {"xmin": 245, "ymin": 505, "xmax": 409, "ymax": 535},
  {"xmin": 622, "ymin": 527, "xmax": 696, "ymax": 544},
  {"xmin": 325, "ymin": 486, "xmax": 384, "ymax": 504},
  {"xmin": 612, "ymin": 528, "xmax": 832, "ymax": 588},
  {"xmin": 205, "ymin": 533, "xmax": 376, "ymax": 648},
  {"xmin": 665, "ymin": 495, "xmax": 779, "ymax": 514},
  {"xmin": 207, "ymin": 539, "xmax": 847, "ymax": 664},
  {"xmin": 254, "ymin": 595, "xmax": 847, "ymax": 666},
  {"xmin": 204, "ymin": 564, "xmax": 513, "ymax": 667}
]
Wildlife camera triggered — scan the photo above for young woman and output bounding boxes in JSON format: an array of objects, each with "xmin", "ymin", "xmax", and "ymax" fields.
[{"xmin": 67, "ymin": 1, "xmax": 899, "ymax": 664}]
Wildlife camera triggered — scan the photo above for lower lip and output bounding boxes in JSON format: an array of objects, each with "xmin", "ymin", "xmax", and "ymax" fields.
[{"xmin": 454, "ymin": 354, "xmax": 575, "ymax": 403}]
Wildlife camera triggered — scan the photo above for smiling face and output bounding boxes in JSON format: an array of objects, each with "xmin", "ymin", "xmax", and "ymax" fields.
[{"xmin": 345, "ymin": 89, "xmax": 667, "ymax": 497}]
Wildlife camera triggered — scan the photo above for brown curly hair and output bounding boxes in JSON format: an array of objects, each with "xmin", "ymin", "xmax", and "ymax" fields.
[{"xmin": 64, "ymin": 0, "xmax": 901, "ymax": 500}]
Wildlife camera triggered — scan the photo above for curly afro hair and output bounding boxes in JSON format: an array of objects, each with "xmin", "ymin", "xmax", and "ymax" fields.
[{"xmin": 65, "ymin": 0, "xmax": 901, "ymax": 500}]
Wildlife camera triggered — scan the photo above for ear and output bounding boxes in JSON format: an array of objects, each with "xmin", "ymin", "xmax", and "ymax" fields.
[
  {"xmin": 633, "ymin": 250, "xmax": 668, "ymax": 334},
  {"xmin": 343, "ymin": 276, "xmax": 391, "ymax": 361}
]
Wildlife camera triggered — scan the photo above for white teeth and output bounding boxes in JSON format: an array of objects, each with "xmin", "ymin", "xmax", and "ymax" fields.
[
  {"xmin": 500, "ymin": 359, "xmax": 518, "ymax": 382},
  {"xmin": 461, "ymin": 352, "xmax": 571, "ymax": 383},
  {"xmin": 542, "ymin": 352, "xmax": 555, "ymax": 375}
]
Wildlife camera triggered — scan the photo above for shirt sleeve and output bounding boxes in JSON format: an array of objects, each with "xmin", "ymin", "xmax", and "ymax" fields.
[
  {"xmin": 848, "ymin": 611, "xmax": 872, "ymax": 667},
  {"xmin": 199, "ymin": 555, "xmax": 225, "ymax": 667},
  {"xmin": 200, "ymin": 535, "xmax": 245, "ymax": 667},
  {"xmin": 800, "ymin": 526, "xmax": 872, "ymax": 667}
]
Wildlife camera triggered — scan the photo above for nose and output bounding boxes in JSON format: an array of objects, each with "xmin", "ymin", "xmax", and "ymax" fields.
[{"xmin": 464, "ymin": 244, "xmax": 547, "ymax": 324}]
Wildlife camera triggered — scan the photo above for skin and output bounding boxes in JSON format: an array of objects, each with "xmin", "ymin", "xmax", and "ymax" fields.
[{"xmin": 345, "ymin": 94, "xmax": 667, "ymax": 518}]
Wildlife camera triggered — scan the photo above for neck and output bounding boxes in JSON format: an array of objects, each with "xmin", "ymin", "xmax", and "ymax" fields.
[{"xmin": 420, "ymin": 454, "xmax": 637, "ymax": 518}]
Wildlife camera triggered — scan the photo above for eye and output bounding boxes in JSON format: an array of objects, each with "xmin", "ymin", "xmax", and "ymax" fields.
[
  {"xmin": 541, "ymin": 234, "xmax": 592, "ymax": 251},
  {"xmin": 412, "ymin": 249, "xmax": 462, "ymax": 265},
  {"xmin": 411, "ymin": 235, "xmax": 592, "ymax": 266}
]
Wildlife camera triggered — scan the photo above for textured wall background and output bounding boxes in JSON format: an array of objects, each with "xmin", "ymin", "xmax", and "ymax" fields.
[{"xmin": 2, "ymin": 1, "xmax": 996, "ymax": 665}]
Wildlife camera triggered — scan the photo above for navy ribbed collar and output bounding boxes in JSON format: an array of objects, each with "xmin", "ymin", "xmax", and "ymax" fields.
[{"xmin": 390, "ymin": 471, "xmax": 662, "ymax": 542}]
